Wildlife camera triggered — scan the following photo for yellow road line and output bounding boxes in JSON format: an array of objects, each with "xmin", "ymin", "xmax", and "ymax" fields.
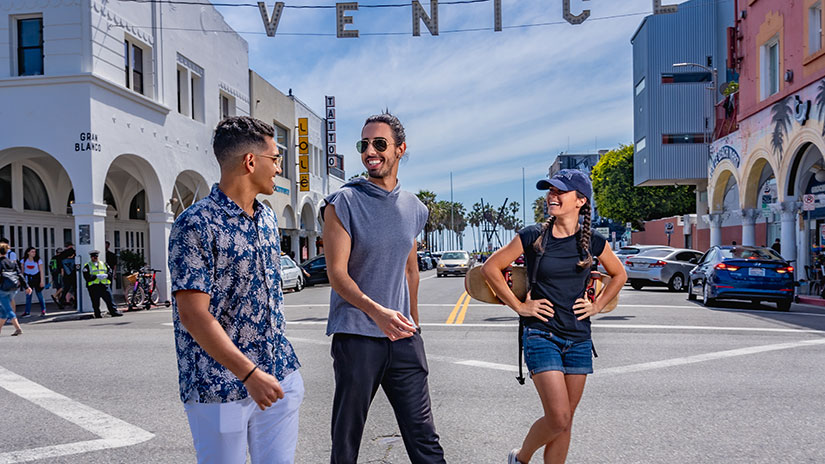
[
  {"xmin": 455, "ymin": 293, "xmax": 472, "ymax": 324},
  {"xmin": 446, "ymin": 292, "xmax": 468, "ymax": 324}
]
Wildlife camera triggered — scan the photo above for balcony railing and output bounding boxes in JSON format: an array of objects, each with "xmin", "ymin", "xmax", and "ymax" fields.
[{"xmin": 713, "ymin": 92, "xmax": 739, "ymax": 140}]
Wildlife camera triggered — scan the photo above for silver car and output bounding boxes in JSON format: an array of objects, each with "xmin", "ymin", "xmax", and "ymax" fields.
[
  {"xmin": 597, "ymin": 245, "xmax": 673, "ymax": 273},
  {"xmin": 437, "ymin": 250, "xmax": 472, "ymax": 277},
  {"xmin": 280, "ymin": 255, "xmax": 305, "ymax": 292},
  {"xmin": 625, "ymin": 248, "xmax": 703, "ymax": 291}
]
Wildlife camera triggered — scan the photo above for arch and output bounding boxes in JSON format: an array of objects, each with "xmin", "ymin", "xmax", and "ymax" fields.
[
  {"xmin": 708, "ymin": 161, "xmax": 739, "ymax": 213},
  {"xmin": 779, "ymin": 127, "xmax": 825, "ymax": 200},
  {"xmin": 781, "ymin": 139, "xmax": 825, "ymax": 202},
  {"xmin": 0, "ymin": 164, "xmax": 11, "ymax": 208},
  {"xmin": 171, "ymin": 170, "xmax": 209, "ymax": 218},
  {"xmin": 299, "ymin": 201, "xmax": 316, "ymax": 232},
  {"xmin": 0, "ymin": 147, "xmax": 74, "ymax": 215},
  {"xmin": 740, "ymin": 150, "xmax": 778, "ymax": 209},
  {"xmin": 105, "ymin": 154, "xmax": 165, "ymax": 216},
  {"xmin": 281, "ymin": 205, "xmax": 296, "ymax": 229},
  {"xmin": 22, "ymin": 166, "xmax": 50, "ymax": 211}
]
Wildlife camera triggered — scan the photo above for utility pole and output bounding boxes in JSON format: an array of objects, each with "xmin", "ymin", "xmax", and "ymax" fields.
[
  {"xmin": 522, "ymin": 167, "xmax": 526, "ymax": 228},
  {"xmin": 450, "ymin": 171, "xmax": 454, "ymax": 249}
]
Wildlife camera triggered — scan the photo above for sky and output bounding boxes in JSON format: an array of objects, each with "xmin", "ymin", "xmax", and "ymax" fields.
[{"xmin": 212, "ymin": 0, "xmax": 689, "ymax": 248}]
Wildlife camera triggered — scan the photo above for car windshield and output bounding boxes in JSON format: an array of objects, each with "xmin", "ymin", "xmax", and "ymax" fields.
[
  {"xmin": 280, "ymin": 257, "xmax": 294, "ymax": 268},
  {"xmin": 720, "ymin": 247, "xmax": 783, "ymax": 261},
  {"xmin": 441, "ymin": 252, "xmax": 469, "ymax": 260},
  {"xmin": 617, "ymin": 248, "xmax": 639, "ymax": 255},
  {"xmin": 636, "ymin": 249, "xmax": 672, "ymax": 258}
]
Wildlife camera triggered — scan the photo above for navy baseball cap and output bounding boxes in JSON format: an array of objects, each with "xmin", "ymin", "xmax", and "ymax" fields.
[{"xmin": 536, "ymin": 169, "xmax": 592, "ymax": 200}]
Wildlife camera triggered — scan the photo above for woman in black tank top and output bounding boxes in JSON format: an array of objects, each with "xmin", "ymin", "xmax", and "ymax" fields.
[{"xmin": 481, "ymin": 169, "xmax": 626, "ymax": 464}]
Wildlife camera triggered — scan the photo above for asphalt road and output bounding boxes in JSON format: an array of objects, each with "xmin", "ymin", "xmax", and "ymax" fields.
[{"xmin": 1, "ymin": 268, "xmax": 824, "ymax": 463}]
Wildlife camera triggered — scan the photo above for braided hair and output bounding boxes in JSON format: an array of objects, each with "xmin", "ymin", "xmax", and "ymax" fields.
[{"xmin": 532, "ymin": 192, "xmax": 593, "ymax": 271}]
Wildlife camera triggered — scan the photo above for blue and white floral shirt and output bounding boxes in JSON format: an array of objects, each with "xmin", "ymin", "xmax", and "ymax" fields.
[{"xmin": 169, "ymin": 184, "xmax": 300, "ymax": 404}]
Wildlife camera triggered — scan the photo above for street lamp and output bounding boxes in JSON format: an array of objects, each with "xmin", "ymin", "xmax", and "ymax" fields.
[{"xmin": 672, "ymin": 62, "xmax": 718, "ymax": 163}]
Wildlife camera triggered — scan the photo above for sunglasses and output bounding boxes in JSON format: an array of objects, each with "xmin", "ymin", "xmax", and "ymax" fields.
[
  {"xmin": 254, "ymin": 153, "xmax": 283, "ymax": 166},
  {"xmin": 356, "ymin": 138, "xmax": 394, "ymax": 154}
]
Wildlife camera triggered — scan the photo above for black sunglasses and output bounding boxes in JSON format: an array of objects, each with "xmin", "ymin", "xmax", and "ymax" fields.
[{"xmin": 356, "ymin": 138, "xmax": 393, "ymax": 154}]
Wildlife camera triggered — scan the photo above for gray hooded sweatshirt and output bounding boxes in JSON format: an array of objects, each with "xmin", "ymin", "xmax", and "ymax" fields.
[{"xmin": 323, "ymin": 177, "xmax": 428, "ymax": 338}]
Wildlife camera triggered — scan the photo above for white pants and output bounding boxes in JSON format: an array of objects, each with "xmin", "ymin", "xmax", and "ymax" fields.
[{"xmin": 184, "ymin": 370, "xmax": 304, "ymax": 464}]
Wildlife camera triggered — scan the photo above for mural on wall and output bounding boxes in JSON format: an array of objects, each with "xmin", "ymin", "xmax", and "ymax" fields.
[
  {"xmin": 816, "ymin": 80, "xmax": 825, "ymax": 135},
  {"xmin": 771, "ymin": 97, "xmax": 793, "ymax": 157}
]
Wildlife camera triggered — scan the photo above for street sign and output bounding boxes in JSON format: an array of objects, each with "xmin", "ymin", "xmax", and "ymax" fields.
[
  {"xmin": 665, "ymin": 222, "xmax": 674, "ymax": 233},
  {"xmin": 596, "ymin": 227, "xmax": 609, "ymax": 236},
  {"xmin": 299, "ymin": 173, "xmax": 310, "ymax": 192},
  {"xmin": 803, "ymin": 194, "xmax": 816, "ymax": 211}
]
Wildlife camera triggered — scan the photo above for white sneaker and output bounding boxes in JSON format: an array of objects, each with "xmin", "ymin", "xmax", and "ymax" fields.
[{"xmin": 507, "ymin": 448, "xmax": 523, "ymax": 464}]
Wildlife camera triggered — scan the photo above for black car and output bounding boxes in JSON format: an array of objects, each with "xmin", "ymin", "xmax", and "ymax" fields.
[{"xmin": 300, "ymin": 255, "xmax": 328, "ymax": 286}]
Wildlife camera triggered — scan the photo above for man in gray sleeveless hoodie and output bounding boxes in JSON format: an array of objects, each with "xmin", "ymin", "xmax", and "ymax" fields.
[{"xmin": 322, "ymin": 112, "xmax": 446, "ymax": 464}]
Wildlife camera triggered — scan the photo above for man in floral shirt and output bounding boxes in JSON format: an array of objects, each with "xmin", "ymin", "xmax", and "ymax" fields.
[{"xmin": 169, "ymin": 116, "xmax": 302, "ymax": 463}]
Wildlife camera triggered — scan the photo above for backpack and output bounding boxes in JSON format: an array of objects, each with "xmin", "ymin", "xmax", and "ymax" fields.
[
  {"xmin": 48, "ymin": 256, "xmax": 59, "ymax": 273},
  {"xmin": 0, "ymin": 258, "xmax": 20, "ymax": 291}
]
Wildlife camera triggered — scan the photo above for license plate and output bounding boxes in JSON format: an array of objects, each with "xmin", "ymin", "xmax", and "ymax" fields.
[{"xmin": 748, "ymin": 268, "xmax": 765, "ymax": 276}]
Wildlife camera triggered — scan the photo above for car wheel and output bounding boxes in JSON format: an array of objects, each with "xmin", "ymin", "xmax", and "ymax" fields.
[
  {"xmin": 668, "ymin": 274, "xmax": 685, "ymax": 292},
  {"xmin": 437, "ymin": 273, "xmax": 442, "ymax": 278},
  {"xmin": 702, "ymin": 282, "xmax": 716, "ymax": 307},
  {"xmin": 295, "ymin": 276, "xmax": 304, "ymax": 292},
  {"xmin": 630, "ymin": 279, "xmax": 644, "ymax": 290},
  {"xmin": 776, "ymin": 299, "xmax": 792, "ymax": 312}
]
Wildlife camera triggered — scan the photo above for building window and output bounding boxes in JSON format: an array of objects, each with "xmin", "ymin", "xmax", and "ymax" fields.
[
  {"xmin": 22, "ymin": 166, "xmax": 50, "ymax": 212},
  {"xmin": 661, "ymin": 72, "xmax": 712, "ymax": 83},
  {"xmin": 220, "ymin": 92, "xmax": 235, "ymax": 120},
  {"xmin": 810, "ymin": 2, "xmax": 822, "ymax": 55},
  {"xmin": 17, "ymin": 17, "xmax": 44, "ymax": 76},
  {"xmin": 635, "ymin": 137, "xmax": 646, "ymax": 153},
  {"xmin": 635, "ymin": 77, "xmax": 645, "ymax": 96},
  {"xmin": 124, "ymin": 38, "xmax": 148, "ymax": 95},
  {"xmin": 275, "ymin": 125, "xmax": 289, "ymax": 179},
  {"xmin": 661, "ymin": 133, "xmax": 705, "ymax": 144},
  {"xmin": 0, "ymin": 165, "xmax": 11, "ymax": 208},
  {"xmin": 176, "ymin": 54, "xmax": 204, "ymax": 122},
  {"xmin": 761, "ymin": 36, "xmax": 780, "ymax": 99}
]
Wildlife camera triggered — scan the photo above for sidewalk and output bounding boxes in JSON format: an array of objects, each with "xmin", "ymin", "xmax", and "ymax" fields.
[{"xmin": 4, "ymin": 298, "xmax": 135, "ymax": 325}]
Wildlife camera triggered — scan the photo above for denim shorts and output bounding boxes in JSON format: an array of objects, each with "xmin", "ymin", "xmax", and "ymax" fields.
[
  {"xmin": 0, "ymin": 290, "xmax": 18, "ymax": 319},
  {"xmin": 522, "ymin": 327, "xmax": 593, "ymax": 376}
]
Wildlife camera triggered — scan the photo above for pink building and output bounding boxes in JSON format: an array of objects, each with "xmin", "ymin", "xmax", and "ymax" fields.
[{"xmin": 708, "ymin": 0, "xmax": 825, "ymax": 275}]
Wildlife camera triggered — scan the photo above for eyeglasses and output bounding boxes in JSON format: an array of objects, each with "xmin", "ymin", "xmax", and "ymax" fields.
[
  {"xmin": 254, "ymin": 153, "xmax": 283, "ymax": 166},
  {"xmin": 356, "ymin": 138, "xmax": 394, "ymax": 154}
]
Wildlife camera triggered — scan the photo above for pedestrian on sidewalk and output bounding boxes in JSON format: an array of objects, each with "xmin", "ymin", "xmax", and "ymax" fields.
[
  {"xmin": 60, "ymin": 245, "xmax": 77, "ymax": 309},
  {"xmin": 20, "ymin": 247, "xmax": 47, "ymax": 317},
  {"xmin": 322, "ymin": 112, "xmax": 445, "ymax": 464},
  {"xmin": 481, "ymin": 169, "xmax": 627, "ymax": 464},
  {"xmin": 0, "ymin": 242, "xmax": 30, "ymax": 336},
  {"xmin": 169, "ymin": 116, "xmax": 302, "ymax": 464},
  {"xmin": 82, "ymin": 250, "xmax": 122, "ymax": 318},
  {"xmin": 48, "ymin": 247, "xmax": 64, "ymax": 309},
  {"xmin": 0, "ymin": 238, "xmax": 19, "ymax": 316}
]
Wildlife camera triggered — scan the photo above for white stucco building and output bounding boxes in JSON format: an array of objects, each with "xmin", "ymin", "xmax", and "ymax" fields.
[{"xmin": 0, "ymin": 0, "xmax": 344, "ymax": 311}]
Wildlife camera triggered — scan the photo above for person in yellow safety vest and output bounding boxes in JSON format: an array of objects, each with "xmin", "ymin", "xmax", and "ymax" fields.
[{"xmin": 82, "ymin": 250, "xmax": 123, "ymax": 319}]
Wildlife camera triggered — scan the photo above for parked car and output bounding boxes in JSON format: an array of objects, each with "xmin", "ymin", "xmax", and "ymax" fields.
[
  {"xmin": 687, "ymin": 246, "xmax": 794, "ymax": 311},
  {"xmin": 625, "ymin": 248, "xmax": 703, "ymax": 291},
  {"xmin": 437, "ymin": 250, "xmax": 472, "ymax": 277},
  {"xmin": 598, "ymin": 245, "xmax": 673, "ymax": 273},
  {"xmin": 432, "ymin": 252, "xmax": 443, "ymax": 262},
  {"xmin": 280, "ymin": 254, "xmax": 305, "ymax": 292},
  {"xmin": 301, "ymin": 255, "xmax": 328, "ymax": 286},
  {"xmin": 417, "ymin": 251, "xmax": 437, "ymax": 270}
]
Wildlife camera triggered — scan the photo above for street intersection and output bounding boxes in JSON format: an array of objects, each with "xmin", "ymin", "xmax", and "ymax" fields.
[{"xmin": 1, "ymin": 269, "xmax": 824, "ymax": 463}]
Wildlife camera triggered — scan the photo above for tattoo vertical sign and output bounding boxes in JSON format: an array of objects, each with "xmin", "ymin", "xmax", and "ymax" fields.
[
  {"xmin": 298, "ymin": 117, "xmax": 310, "ymax": 192},
  {"xmin": 326, "ymin": 96, "xmax": 336, "ymax": 174}
]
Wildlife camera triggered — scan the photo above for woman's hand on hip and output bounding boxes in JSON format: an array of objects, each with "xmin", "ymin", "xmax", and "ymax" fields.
[
  {"xmin": 573, "ymin": 297, "xmax": 599, "ymax": 320},
  {"xmin": 516, "ymin": 296, "xmax": 554, "ymax": 322}
]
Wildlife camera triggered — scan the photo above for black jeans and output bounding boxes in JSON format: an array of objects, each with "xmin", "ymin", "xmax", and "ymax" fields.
[
  {"xmin": 330, "ymin": 332, "xmax": 445, "ymax": 464},
  {"xmin": 87, "ymin": 284, "xmax": 117, "ymax": 317}
]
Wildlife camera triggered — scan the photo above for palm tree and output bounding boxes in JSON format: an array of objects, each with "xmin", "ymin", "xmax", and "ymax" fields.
[{"xmin": 416, "ymin": 190, "xmax": 437, "ymax": 250}]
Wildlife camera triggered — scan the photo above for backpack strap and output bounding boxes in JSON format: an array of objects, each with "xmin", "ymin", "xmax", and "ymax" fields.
[{"xmin": 517, "ymin": 227, "xmax": 548, "ymax": 385}]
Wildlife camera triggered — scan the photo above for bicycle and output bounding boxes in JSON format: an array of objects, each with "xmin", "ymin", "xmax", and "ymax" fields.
[{"xmin": 126, "ymin": 267, "xmax": 167, "ymax": 311}]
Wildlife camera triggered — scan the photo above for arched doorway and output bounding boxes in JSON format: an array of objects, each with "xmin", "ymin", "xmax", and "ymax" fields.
[
  {"xmin": 741, "ymin": 155, "xmax": 778, "ymax": 247},
  {"xmin": 299, "ymin": 201, "xmax": 316, "ymax": 261},
  {"xmin": 171, "ymin": 170, "xmax": 209, "ymax": 219},
  {"xmin": 0, "ymin": 147, "xmax": 75, "ymax": 295}
]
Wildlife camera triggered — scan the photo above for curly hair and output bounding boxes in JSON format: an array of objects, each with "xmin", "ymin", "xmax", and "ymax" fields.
[
  {"xmin": 212, "ymin": 116, "xmax": 275, "ymax": 166},
  {"xmin": 532, "ymin": 192, "xmax": 593, "ymax": 271},
  {"xmin": 364, "ymin": 111, "xmax": 406, "ymax": 146}
]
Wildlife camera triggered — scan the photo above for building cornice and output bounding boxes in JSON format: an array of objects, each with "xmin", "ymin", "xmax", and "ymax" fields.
[{"xmin": 0, "ymin": 74, "xmax": 170, "ymax": 115}]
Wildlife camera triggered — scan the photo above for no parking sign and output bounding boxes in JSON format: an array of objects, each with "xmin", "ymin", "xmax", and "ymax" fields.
[{"xmin": 803, "ymin": 194, "xmax": 816, "ymax": 211}]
